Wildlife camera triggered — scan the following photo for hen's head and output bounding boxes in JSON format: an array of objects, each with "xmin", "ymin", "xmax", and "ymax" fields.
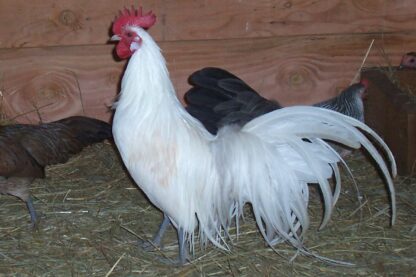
[
  {"xmin": 399, "ymin": 52, "xmax": 416, "ymax": 69},
  {"xmin": 360, "ymin": 78, "xmax": 369, "ymax": 90},
  {"xmin": 359, "ymin": 78, "xmax": 369, "ymax": 99},
  {"xmin": 111, "ymin": 6, "xmax": 156, "ymax": 59}
]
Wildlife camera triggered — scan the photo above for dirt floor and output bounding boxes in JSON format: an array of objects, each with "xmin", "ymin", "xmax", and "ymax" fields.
[{"xmin": 0, "ymin": 141, "xmax": 415, "ymax": 276}]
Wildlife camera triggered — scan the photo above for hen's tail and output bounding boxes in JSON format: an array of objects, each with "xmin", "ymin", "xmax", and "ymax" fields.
[
  {"xmin": 204, "ymin": 106, "xmax": 395, "ymax": 263},
  {"xmin": 56, "ymin": 116, "xmax": 112, "ymax": 147}
]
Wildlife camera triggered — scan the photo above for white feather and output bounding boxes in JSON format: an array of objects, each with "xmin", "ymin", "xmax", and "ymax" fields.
[{"xmin": 112, "ymin": 26, "xmax": 396, "ymax": 260}]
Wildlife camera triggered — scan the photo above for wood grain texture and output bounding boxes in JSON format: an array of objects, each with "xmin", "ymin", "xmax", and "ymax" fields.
[
  {"xmin": 0, "ymin": 0, "xmax": 415, "ymax": 48},
  {"xmin": 1, "ymin": 70, "xmax": 84, "ymax": 123},
  {"xmin": 0, "ymin": 45, "xmax": 121, "ymax": 123},
  {"xmin": 1, "ymin": 32, "xmax": 416, "ymax": 123}
]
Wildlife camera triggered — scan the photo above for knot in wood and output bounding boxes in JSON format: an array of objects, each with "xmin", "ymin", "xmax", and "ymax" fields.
[
  {"xmin": 289, "ymin": 72, "xmax": 304, "ymax": 86},
  {"xmin": 284, "ymin": 1, "xmax": 292, "ymax": 9},
  {"xmin": 36, "ymin": 84, "xmax": 61, "ymax": 100},
  {"xmin": 59, "ymin": 10, "xmax": 77, "ymax": 26}
]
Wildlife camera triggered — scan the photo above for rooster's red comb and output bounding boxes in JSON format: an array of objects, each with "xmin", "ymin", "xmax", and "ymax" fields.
[{"xmin": 112, "ymin": 6, "xmax": 156, "ymax": 34}]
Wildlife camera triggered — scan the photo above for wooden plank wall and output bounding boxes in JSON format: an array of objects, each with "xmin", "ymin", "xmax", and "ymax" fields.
[{"xmin": 0, "ymin": 0, "xmax": 415, "ymax": 123}]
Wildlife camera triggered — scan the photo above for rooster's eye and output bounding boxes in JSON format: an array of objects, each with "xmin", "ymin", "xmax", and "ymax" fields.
[{"xmin": 126, "ymin": 32, "xmax": 133, "ymax": 38}]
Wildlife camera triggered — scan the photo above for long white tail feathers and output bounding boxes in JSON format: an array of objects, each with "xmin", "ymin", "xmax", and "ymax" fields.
[
  {"xmin": 206, "ymin": 106, "xmax": 396, "ymax": 262},
  {"xmin": 243, "ymin": 106, "xmax": 396, "ymax": 222}
]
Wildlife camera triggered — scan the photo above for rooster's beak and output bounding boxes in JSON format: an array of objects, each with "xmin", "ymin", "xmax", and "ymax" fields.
[{"xmin": 111, "ymin": 35, "xmax": 121, "ymax": 41}]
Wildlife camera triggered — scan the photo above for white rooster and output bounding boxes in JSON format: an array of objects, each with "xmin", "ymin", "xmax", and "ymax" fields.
[{"xmin": 110, "ymin": 7, "xmax": 396, "ymax": 265}]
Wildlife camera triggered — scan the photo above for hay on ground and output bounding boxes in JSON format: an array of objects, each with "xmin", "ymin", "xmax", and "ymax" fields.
[{"xmin": 0, "ymin": 142, "xmax": 414, "ymax": 276}]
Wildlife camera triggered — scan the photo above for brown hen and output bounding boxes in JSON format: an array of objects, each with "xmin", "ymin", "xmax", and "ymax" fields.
[{"xmin": 0, "ymin": 116, "xmax": 112, "ymax": 226}]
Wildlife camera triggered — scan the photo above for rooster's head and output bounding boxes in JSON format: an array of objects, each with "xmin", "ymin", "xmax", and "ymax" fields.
[{"xmin": 111, "ymin": 6, "xmax": 156, "ymax": 59}]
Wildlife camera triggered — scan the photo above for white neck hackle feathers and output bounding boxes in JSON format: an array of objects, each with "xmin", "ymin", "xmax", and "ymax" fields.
[{"xmin": 112, "ymin": 27, "xmax": 396, "ymax": 262}]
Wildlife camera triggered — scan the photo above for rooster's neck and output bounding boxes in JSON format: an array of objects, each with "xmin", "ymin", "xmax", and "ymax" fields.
[
  {"xmin": 113, "ymin": 27, "xmax": 212, "ymax": 150},
  {"xmin": 115, "ymin": 27, "xmax": 180, "ymax": 116}
]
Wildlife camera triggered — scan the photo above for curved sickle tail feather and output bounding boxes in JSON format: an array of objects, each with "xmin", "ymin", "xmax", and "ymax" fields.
[
  {"xmin": 205, "ymin": 106, "xmax": 396, "ymax": 263},
  {"xmin": 242, "ymin": 106, "xmax": 396, "ymax": 223}
]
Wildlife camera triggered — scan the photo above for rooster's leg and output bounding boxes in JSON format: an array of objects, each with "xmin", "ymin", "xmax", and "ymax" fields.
[
  {"xmin": 140, "ymin": 215, "xmax": 189, "ymax": 265},
  {"xmin": 177, "ymin": 227, "xmax": 189, "ymax": 265},
  {"xmin": 140, "ymin": 213, "xmax": 171, "ymax": 250},
  {"xmin": 152, "ymin": 213, "xmax": 171, "ymax": 247}
]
